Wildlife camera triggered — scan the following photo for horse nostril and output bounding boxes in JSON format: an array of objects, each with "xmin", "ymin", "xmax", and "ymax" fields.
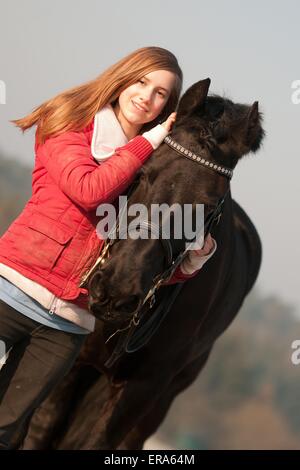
[
  {"xmin": 88, "ymin": 270, "xmax": 103, "ymax": 290},
  {"xmin": 113, "ymin": 295, "xmax": 141, "ymax": 314},
  {"xmin": 88, "ymin": 270, "xmax": 109, "ymax": 306},
  {"xmin": 90, "ymin": 289, "xmax": 109, "ymax": 308}
]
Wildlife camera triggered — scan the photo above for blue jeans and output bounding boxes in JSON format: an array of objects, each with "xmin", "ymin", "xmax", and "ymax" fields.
[{"xmin": 0, "ymin": 299, "xmax": 86, "ymax": 449}]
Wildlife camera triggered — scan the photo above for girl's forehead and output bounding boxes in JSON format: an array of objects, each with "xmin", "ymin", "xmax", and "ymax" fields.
[{"xmin": 143, "ymin": 70, "xmax": 176, "ymax": 90}]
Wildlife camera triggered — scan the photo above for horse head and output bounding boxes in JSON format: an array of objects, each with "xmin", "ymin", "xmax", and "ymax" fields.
[{"xmin": 88, "ymin": 78, "xmax": 264, "ymax": 326}]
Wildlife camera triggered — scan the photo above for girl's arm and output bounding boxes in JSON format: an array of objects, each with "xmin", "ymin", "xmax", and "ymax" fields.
[{"xmin": 35, "ymin": 125, "xmax": 167, "ymax": 212}]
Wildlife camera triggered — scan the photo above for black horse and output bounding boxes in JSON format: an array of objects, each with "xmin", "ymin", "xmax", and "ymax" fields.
[{"xmin": 21, "ymin": 78, "xmax": 264, "ymax": 450}]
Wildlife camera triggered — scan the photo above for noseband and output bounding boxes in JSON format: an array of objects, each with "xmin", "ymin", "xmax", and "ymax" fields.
[{"xmin": 80, "ymin": 136, "xmax": 233, "ymax": 368}]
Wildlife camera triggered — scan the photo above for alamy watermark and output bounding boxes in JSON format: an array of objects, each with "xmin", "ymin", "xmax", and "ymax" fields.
[
  {"xmin": 0, "ymin": 340, "xmax": 6, "ymax": 367},
  {"xmin": 0, "ymin": 80, "xmax": 6, "ymax": 104},
  {"xmin": 291, "ymin": 80, "xmax": 300, "ymax": 104},
  {"xmin": 95, "ymin": 196, "xmax": 205, "ymax": 250},
  {"xmin": 291, "ymin": 340, "xmax": 300, "ymax": 365}
]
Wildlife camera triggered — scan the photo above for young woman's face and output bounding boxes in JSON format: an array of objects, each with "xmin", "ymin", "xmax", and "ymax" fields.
[{"xmin": 115, "ymin": 69, "xmax": 177, "ymax": 134}]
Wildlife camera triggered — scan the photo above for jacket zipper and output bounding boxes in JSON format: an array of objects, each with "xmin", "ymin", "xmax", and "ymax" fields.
[{"xmin": 49, "ymin": 297, "xmax": 59, "ymax": 315}]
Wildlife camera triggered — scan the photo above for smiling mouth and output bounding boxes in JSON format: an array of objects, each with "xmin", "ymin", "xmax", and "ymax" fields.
[{"xmin": 132, "ymin": 100, "xmax": 148, "ymax": 112}]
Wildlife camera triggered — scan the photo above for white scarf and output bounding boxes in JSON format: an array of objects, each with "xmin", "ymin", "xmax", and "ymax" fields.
[{"xmin": 91, "ymin": 104, "xmax": 128, "ymax": 162}]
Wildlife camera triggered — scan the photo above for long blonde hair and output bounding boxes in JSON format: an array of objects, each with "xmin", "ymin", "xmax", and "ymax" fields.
[{"xmin": 12, "ymin": 46, "xmax": 183, "ymax": 144}]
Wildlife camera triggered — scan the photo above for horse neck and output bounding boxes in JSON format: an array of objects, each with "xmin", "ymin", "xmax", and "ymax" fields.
[{"xmin": 212, "ymin": 188, "xmax": 234, "ymax": 252}]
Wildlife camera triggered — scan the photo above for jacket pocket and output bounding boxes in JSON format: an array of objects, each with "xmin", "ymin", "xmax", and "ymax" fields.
[{"xmin": 24, "ymin": 213, "xmax": 73, "ymax": 271}]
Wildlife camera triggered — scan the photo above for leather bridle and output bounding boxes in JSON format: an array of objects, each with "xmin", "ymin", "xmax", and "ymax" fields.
[{"xmin": 80, "ymin": 136, "xmax": 233, "ymax": 368}]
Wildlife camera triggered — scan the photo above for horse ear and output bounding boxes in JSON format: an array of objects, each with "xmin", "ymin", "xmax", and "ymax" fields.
[
  {"xmin": 177, "ymin": 78, "xmax": 211, "ymax": 118},
  {"xmin": 247, "ymin": 101, "xmax": 259, "ymax": 130}
]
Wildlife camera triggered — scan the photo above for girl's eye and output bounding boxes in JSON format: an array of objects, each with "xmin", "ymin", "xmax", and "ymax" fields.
[{"xmin": 138, "ymin": 80, "xmax": 166, "ymax": 98}]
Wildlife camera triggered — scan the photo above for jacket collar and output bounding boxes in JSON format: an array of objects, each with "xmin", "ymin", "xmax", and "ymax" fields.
[{"xmin": 91, "ymin": 104, "xmax": 128, "ymax": 162}]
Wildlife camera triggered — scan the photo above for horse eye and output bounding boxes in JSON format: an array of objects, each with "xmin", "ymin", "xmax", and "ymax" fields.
[
  {"xmin": 213, "ymin": 105, "xmax": 225, "ymax": 120},
  {"xmin": 213, "ymin": 123, "xmax": 228, "ymax": 143},
  {"xmin": 137, "ymin": 169, "xmax": 148, "ymax": 182}
]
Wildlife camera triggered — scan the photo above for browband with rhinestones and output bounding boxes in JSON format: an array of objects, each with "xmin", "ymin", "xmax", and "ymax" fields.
[{"xmin": 164, "ymin": 135, "xmax": 233, "ymax": 179}]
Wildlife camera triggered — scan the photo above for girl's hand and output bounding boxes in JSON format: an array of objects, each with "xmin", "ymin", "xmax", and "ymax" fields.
[
  {"xmin": 161, "ymin": 112, "xmax": 177, "ymax": 133},
  {"xmin": 192, "ymin": 233, "xmax": 215, "ymax": 256}
]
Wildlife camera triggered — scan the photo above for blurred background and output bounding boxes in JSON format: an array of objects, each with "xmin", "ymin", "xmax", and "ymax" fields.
[{"xmin": 1, "ymin": 0, "xmax": 299, "ymax": 449}]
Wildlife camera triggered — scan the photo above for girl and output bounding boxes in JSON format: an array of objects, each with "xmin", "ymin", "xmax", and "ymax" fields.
[{"xmin": 0, "ymin": 46, "xmax": 216, "ymax": 449}]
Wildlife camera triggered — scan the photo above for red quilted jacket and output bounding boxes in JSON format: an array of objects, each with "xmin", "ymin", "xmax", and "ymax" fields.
[{"xmin": 0, "ymin": 120, "xmax": 195, "ymax": 308}]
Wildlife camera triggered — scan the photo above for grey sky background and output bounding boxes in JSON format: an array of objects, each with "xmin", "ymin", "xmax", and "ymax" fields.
[{"xmin": 0, "ymin": 0, "xmax": 299, "ymax": 314}]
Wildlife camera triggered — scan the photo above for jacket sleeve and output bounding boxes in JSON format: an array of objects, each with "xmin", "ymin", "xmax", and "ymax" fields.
[
  {"xmin": 162, "ymin": 264, "xmax": 200, "ymax": 285},
  {"xmin": 35, "ymin": 130, "xmax": 154, "ymax": 211},
  {"xmin": 163, "ymin": 238, "xmax": 217, "ymax": 285}
]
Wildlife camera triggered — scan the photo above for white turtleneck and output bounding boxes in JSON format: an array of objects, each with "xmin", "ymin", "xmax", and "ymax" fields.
[{"xmin": 91, "ymin": 103, "xmax": 169, "ymax": 162}]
